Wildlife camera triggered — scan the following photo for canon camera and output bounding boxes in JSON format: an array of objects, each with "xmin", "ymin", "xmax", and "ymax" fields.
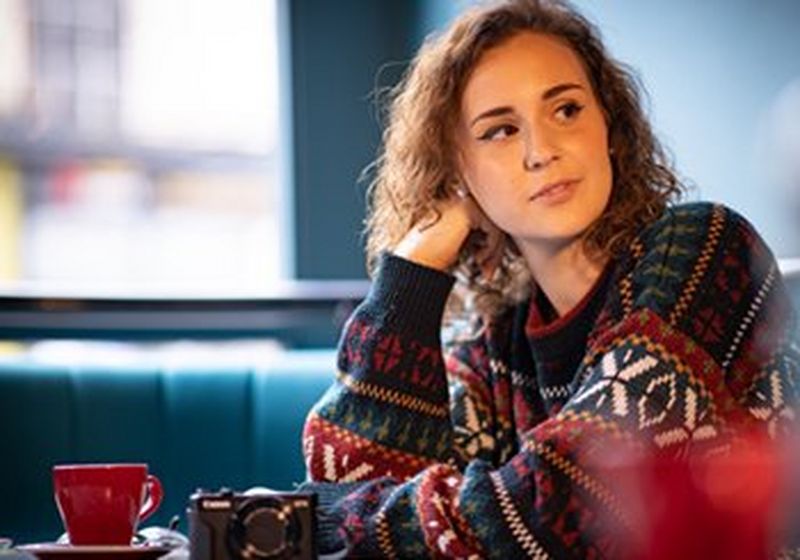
[{"xmin": 188, "ymin": 488, "xmax": 316, "ymax": 560}]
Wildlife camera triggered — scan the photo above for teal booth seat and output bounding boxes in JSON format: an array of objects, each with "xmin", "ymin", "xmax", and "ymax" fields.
[{"xmin": 0, "ymin": 349, "xmax": 336, "ymax": 545}]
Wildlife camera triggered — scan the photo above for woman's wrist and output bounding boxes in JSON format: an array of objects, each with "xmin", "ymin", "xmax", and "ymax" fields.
[{"xmin": 392, "ymin": 239, "xmax": 457, "ymax": 272}]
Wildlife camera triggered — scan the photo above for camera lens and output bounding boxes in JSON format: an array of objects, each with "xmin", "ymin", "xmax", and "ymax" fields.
[{"xmin": 227, "ymin": 496, "xmax": 301, "ymax": 559}]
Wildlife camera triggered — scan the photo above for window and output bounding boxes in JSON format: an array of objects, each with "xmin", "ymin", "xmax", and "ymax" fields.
[{"xmin": 0, "ymin": 0, "xmax": 286, "ymax": 292}]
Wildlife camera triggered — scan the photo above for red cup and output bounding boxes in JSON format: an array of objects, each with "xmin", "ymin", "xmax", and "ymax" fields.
[{"xmin": 52, "ymin": 463, "xmax": 163, "ymax": 546}]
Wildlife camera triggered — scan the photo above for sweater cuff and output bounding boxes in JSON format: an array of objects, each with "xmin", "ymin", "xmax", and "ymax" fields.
[
  {"xmin": 365, "ymin": 252, "xmax": 455, "ymax": 341},
  {"xmin": 296, "ymin": 481, "xmax": 366, "ymax": 555}
]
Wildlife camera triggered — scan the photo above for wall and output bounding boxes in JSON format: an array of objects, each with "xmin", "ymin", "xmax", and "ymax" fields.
[
  {"xmin": 288, "ymin": 0, "xmax": 420, "ymax": 279},
  {"xmin": 577, "ymin": 0, "xmax": 800, "ymax": 257}
]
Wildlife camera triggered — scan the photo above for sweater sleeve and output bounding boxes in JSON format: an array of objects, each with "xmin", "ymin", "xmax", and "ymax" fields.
[
  {"xmin": 300, "ymin": 252, "xmax": 483, "ymax": 556},
  {"xmin": 302, "ymin": 253, "xmax": 458, "ymax": 483},
  {"xmin": 300, "ymin": 205, "xmax": 799, "ymax": 558}
]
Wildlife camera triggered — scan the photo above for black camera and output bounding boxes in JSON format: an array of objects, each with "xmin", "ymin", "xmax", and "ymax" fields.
[{"xmin": 188, "ymin": 488, "xmax": 317, "ymax": 560}]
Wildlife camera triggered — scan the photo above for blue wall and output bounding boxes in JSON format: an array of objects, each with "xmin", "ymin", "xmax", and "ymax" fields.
[
  {"xmin": 289, "ymin": 0, "xmax": 419, "ymax": 280},
  {"xmin": 413, "ymin": 0, "xmax": 800, "ymax": 257},
  {"xmin": 574, "ymin": 0, "xmax": 800, "ymax": 258}
]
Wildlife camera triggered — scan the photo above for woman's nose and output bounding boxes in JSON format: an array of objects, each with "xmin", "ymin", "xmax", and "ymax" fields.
[
  {"xmin": 522, "ymin": 128, "xmax": 559, "ymax": 171},
  {"xmin": 523, "ymin": 152, "xmax": 558, "ymax": 171}
]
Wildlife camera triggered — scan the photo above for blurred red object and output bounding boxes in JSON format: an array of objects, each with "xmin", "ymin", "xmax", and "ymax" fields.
[{"xmin": 594, "ymin": 432, "xmax": 795, "ymax": 560}]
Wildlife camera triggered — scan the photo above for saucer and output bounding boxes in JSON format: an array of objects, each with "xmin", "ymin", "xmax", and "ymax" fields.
[{"xmin": 17, "ymin": 543, "xmax": 172, "ymax": 560}]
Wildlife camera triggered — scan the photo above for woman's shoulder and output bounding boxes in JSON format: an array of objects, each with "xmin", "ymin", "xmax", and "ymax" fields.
[
  {"xmin": 643, "ymin": 201, "xmax": 746, "ymax": 234},
  {"xmin": 623, "ymin": 201, "xmax": 776, "ymax": 316},
  {"xmin": 634, "ymin": 201, "xmax": 767, "ymax": 260}
]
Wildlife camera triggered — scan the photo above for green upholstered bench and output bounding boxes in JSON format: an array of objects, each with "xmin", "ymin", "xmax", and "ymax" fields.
[{"xmin": 0, "ymin": 349, "xmax": 336, "ymax": 545}]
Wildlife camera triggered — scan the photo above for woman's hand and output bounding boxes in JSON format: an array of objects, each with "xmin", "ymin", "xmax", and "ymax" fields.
[{"xmin": 393, "ymin": 187, "xmax": 504, "ymax": 276}]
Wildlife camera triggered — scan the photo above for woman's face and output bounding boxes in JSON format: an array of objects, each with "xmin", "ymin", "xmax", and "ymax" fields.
[{"xmin": 456, "ymin": 31, "xmax": 612, "ymax": 258}]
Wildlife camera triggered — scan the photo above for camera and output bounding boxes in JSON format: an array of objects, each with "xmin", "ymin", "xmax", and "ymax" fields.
[{"xmin": 188, "ymin": 488, "xmax": 317, "ymax": 560}]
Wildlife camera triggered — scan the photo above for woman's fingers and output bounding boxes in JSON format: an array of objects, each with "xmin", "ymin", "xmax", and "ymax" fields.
[
  {"xmin": 393, "ymin": 195, "xmax": 473, "ymax": 271},
  {"xmin": 392, "ymin": 185, "xmax": 506, "ymax": 277}
]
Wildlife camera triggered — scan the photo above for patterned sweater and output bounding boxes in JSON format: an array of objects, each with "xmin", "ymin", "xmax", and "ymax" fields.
[{"xmin": 300, "ymin": 203, "xmax": 799, "ymax": 558}]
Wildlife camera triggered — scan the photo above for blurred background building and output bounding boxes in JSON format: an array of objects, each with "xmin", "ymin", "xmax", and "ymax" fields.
[{"xmin": 0, "ymin": 0, "xmax": 283, "ymax": 290}]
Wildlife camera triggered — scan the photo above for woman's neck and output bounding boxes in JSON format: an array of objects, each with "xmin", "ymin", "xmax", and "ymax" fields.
[{"xmin": 517, "ymin": 238, "xmax": 607, "ymax": 317}]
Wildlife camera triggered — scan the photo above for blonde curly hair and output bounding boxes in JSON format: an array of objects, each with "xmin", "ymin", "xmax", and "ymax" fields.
[{"xmin": 364, "ymin": 0, "xmax": 685, "ymax": 318}]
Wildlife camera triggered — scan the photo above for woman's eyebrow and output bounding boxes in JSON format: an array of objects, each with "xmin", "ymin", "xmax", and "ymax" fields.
[
  {"xmin": 542, "ymin": 82, "xmax": 583, "ymax": 100},
  {"xmin": 469, "ymin": 83, "xmax": 585, "ymax": 127},
  {"xmin": 470, "ymin": 106, "xmax": 513, "ymax": 127}
]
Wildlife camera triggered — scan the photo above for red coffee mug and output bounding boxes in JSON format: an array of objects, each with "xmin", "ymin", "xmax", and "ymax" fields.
[{"xmin": 52, "ymin": 463, "xmax": 163, "ymax": 546}]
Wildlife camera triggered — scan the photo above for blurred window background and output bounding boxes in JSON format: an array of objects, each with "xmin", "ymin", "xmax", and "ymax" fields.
[{"xmin": 0, "ymin": 0, "xmax": 283, "ymax": 291}]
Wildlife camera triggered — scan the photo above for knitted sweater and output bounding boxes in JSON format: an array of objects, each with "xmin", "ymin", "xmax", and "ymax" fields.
[{"xmin": 300, "ymin": 202, "xmax": 799, "ymax": 558}]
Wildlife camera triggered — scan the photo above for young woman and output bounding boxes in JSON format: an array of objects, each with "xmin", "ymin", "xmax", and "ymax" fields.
[{"xmin": 299, "ymin": 0, "xmax": 799, "ymax": 557}]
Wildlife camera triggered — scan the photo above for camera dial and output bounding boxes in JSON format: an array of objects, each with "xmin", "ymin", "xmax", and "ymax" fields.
[{"xmin": 226, "ymin": 496, "xmax": 302, "ymax": 559}]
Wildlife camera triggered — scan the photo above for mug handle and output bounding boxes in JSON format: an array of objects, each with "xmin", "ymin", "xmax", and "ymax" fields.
[{"xmin": 139, "ymin": 474, "xmax": 164, "ymax": 522}]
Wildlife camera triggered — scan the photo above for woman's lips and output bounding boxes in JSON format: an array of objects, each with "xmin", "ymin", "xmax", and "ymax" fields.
[{"xmin": 530, "ymin": 179, "xmax": 580, "ymax": 204}]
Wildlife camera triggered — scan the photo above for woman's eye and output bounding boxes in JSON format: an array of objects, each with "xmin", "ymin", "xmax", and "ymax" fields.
[
  {"xmin": 478, "ymin": 124, "xmax": 518, "ymax": 141},
  {"xmin": 554, "ymin": 101, "xmax": 584, "ymax": 122}
]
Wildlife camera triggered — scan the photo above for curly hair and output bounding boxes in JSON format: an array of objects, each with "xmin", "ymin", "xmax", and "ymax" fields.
[{"xmin": 364, "ymin": 0, "xmax": 685, "ymax": 318}]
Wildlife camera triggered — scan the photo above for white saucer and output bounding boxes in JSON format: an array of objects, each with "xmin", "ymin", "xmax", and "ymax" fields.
[{"xmin": 18, "ymin": 543, "xmax": 172, "ymax": 560}]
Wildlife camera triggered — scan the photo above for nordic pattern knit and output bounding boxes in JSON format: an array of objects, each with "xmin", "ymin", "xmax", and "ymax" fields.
[{"xmin": 300, "ymin": 203, "xmax": 799, "ymax": 558}]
